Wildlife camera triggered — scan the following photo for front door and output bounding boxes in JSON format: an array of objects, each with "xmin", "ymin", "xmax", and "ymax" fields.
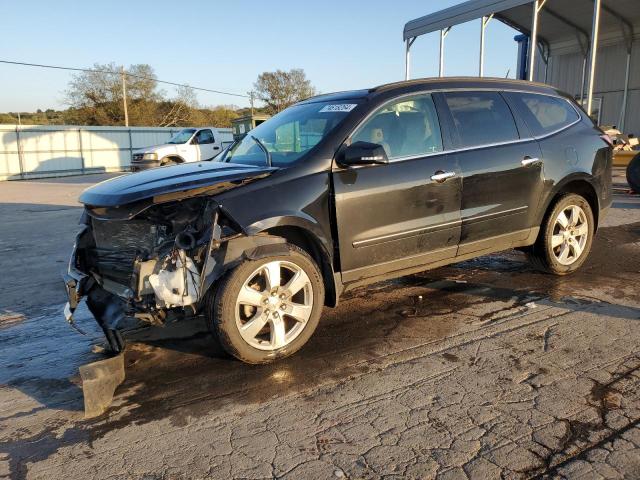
[
  {"xmin": 333, "ymin": 93, "xmax": 462, "ymax": 283},
  {"xmin": 440, "ymin": 91, "xmax": 544, "ymax": 254},
  {"xmin": 193, "ymin": 129, "xmax": 217, "ymax": 161}
]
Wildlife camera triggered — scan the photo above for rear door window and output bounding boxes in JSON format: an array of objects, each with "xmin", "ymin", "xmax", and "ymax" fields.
[
  {"xmin": 352, "ymin": 94, "xmax": 443, "ymax": 160},
  {"xmin": 443, "ymin": 91, "xmax": 519, "ymax": 148},
  {"xmin": 508, "ymin": 92, "xmax": 580, "ymax": 136}
]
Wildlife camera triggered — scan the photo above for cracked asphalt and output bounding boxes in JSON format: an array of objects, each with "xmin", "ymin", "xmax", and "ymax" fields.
[{"xmin": 1, "ymin": 171, "xmax": 639, "ymax": 479}]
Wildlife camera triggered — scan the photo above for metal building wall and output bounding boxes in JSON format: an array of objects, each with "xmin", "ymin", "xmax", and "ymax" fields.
[
  {"xmin": 535, "ymin": 37, "xmax": 640, "ymax": 134},
  {"xmin": 0, "ymin": 125, "xmax": 231, "ymax": 181}
]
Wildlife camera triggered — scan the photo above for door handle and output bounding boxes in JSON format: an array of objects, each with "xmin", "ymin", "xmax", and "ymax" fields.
[
  {"xmin": 521, "ymin": 156, "xmax": 542, "ymax": 166},
  {"xmin": 430, "ymin": 171, "xmax": 456, "ymax": 182}
]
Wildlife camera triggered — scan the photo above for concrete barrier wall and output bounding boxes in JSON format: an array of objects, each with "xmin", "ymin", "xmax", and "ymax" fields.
[{"xmin": 0, "ymin": 125, "xmax": 231, "ymax": 181}]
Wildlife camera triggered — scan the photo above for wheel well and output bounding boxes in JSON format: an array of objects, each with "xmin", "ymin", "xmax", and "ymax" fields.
[
  {"xmin": 162, "ymin": 155, "xmax": 184, "ymax": 164},
  {"xmin": 264, "ymin": 226, "xmax": 337, "ymax": 307},
  {"xmin": 549, "ymin": 180, "xmax": 600, "ymax": 229}
]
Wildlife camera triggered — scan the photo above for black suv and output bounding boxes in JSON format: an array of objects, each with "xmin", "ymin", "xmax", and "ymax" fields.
[{"xmin": 64, "ymin": 78, "xmax": 612, "ymax": 363}]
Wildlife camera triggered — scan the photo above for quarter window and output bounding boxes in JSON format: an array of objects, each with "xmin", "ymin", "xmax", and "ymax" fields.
[
  {"xmin": 511, "ymin": 93, "xmax": 580, "ymax": 136},
  {"xmin": 444, "ymin": 92, "xmax": 519, "ymax": 148},
  {"xmin": 352, "ymin": 94, "xmax": 443, "ymax": 160}
]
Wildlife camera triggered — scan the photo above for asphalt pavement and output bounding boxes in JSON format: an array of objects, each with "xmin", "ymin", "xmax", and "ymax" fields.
[{"xmin": 1, "ymin": 171, "xmax": 639, "ymax": 479}]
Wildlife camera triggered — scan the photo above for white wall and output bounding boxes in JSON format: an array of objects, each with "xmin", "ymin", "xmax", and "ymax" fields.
[
  {"xmin": 534, "ymin": 34, "xmax": 640, "ymax": 135},
  {"xmin": 0, "ymin": 125, "xmax": 231, "ymax": 181}
]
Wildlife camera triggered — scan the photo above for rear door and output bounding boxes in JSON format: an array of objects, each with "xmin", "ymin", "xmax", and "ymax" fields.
[
  {"xmin": 193, "ymin": 129, "xmax": 217, "ymax": 160},
  {"xmin": 441, "ymin": 90, "xmax": 544, "ymax": 254},
  {"xmin": 333, "ymin": 93, "xmax": 462, "ymax": 283}
]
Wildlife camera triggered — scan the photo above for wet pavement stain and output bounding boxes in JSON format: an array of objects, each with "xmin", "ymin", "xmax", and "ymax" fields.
[
  {"xmin": 523, "ymin": 358, "xmax": 640, "ymax": 479},
  {"xmin": 1, "ymin": 211, "xmax": 639, "ymax": 478}
]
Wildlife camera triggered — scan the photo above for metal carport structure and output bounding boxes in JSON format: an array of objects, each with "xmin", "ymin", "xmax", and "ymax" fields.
[{"xmin": 403, "ymin": 0, "xmax": 639, "ymax": 130}]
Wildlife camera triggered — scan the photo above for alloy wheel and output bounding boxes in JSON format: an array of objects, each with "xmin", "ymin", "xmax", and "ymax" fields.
[
  {"xmin": 551, "ymin": 204, "xmax": 589, "ymax": 266},
  {"xmin": 234, "ymin": 260, "xmax": 313, "ymax": 351}
]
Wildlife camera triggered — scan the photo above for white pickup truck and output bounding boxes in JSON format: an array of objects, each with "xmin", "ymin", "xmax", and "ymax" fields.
[{"xmin": 131, "ymin": 127, "xmax": 234, "ymax": 171}]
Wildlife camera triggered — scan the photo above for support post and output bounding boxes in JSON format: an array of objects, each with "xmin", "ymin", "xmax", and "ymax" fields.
[
  {"xmin": 544, "ymin": 54, "xmax": 550, "ymax": 83},
  {"xmin": 127, "ymin": 127, "xmax": 133, "ymax": 171},
  {"xmin": 121, "ymin": 66, "xmax": 129, "ymax": 127},
  {"xmin": 619, "ymin": 49, "xmax": 631, "ymax": 131},
  {"xmin": 528, "ymin": 0, "xmax": 545, "ymax": 81},
  {"xmin": 78, "ymin": 127, "xmax": 85, "ymax": 173},
  {"xmin": 405, "ymin": 38, "xmax": 410, "ymax": 80},
  {"xmin": 404, "ymin": 37, "xmax": 415, "ymax": 80},
  {"xmin": 480, "ymin": 17, "xmax": 486, "ymax": 77},
  {"xmin": 15, "ymin": 125, "xmax": 24, "ymax": 179},
  {"xmin": 587, "ymin": 0, "xmax": 601, "ymax": 116},
  {"xmin": 439, "ymin": 28, "xmax": 451, "ymax": 77},
  {"xmin": 580, "ymin": 55, "xmax": 587, "ymax": 103},
  {"xmin": 479, "ymin": 15, "xmax": 493, "ymax": 77}
]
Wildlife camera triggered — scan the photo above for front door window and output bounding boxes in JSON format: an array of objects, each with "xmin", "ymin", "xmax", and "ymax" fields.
[{"xmin": 352, "ymin": 94, "xmax": 443, "ymax": 160}]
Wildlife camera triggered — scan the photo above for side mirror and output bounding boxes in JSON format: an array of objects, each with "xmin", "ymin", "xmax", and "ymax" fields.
[
  {"xmin": 339, "ymin": 141, "xmax": 389, "ymax": 167},
  {"xmin": 191, "ymin": 137, "xmax": 199, "ymax": 145}
]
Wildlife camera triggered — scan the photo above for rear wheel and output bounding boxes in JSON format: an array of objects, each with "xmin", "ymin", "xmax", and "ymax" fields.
[
  {"xmin": 206, "ymin": 244, "xmax": 324, "ymax": 364},
  {"xmin": 626, "ymin": 152, "xmax": 640, "ymax": 193},
  {"xmin": 527, "ymin": 193, "xmax": 594, "ymax": 275}
]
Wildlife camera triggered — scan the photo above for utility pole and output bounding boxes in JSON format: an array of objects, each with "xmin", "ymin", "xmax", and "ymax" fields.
[
  {"xmin": 249, "ymin": 91, "xmax": 255, "ymax": 116},
  {"xmin": 121, "ymin": 66, "xmax": 129, "ymax": 127}
]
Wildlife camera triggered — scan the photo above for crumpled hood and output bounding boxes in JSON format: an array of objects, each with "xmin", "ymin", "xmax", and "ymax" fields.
[{"xmin": 80, "ymin": 161, "xmax": 276, "ymax": 207}]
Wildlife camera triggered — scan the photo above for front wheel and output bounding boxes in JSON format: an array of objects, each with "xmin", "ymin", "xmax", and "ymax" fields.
[
  {"xmin": 207, "ymin": 244, "xmax": 324, "ymax": 364},
  {"xmin": 527, "ymin": 193, "xmax": 594, "ymax": 275},
  {"xmin": 160, "ymin": 158, "xmax": 178, "ymax": 166}
]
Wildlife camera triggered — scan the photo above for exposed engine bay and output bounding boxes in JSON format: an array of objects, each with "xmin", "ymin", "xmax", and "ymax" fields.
[
  {"xmin": 65, "ymin": 195, "xmax": 288, "ymax": 353},
  {"xmin": 86, "ymin": 198, "xmax": 213, "ymax": 314}
]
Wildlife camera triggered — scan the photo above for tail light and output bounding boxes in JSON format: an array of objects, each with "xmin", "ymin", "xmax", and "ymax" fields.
[{"xmin": 600, "ymin": 134, "xmax": 614, "ymax": 147}]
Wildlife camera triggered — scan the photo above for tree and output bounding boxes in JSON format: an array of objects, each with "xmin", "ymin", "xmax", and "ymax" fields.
[
  {"xmin": 65, "ymin": 63, "xmax": 161, "ymax": 126},
  {"xmin": 253, "ymin": 69, "xmax": 316, "ymax": 114},
  {"xmin": 194, "ymin": 105, "xmax": 240, "ymax": 127},
  {"xmin": 158, "ymin": 86, "xmax": 198, "ymax": 127}
]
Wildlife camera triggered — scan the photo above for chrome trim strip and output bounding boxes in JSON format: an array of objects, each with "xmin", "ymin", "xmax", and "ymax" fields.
[
  {"xmin": 342, "ymin": 87, "xmax": 582, "ymax": 167},
  {"xmin": 353, "ymin": 219, "xmax": 462, "ymax": 248},
  {"xmin": 352, "ymin": 205, "xmax": 529, "ymax": 248},
  {"xmin": 462, "ymin": 205, "xmax": 528, "ymax": 224}
]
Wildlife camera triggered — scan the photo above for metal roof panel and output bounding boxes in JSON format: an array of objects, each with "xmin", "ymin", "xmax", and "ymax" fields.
[
  {"xmin": 403, "ymin": 0, "xmax": 532, "ymax": 40},
  {"xmin": 404, "ymin": 0, "xmax": 640, "ymax": 46}
]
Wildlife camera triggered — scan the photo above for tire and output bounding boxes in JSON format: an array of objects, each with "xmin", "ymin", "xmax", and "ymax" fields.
[
  {"xmin": 161, "ymin": 158, "xmax": 178, "ymax": 166},
  {"xmin": 626, "ymin": 153, "xmax": 640, "ymax": 193},
  {"xmin": 527, "ymin": 193, "xmax": 595, "ymax": 275},
  {"xmin": 206, "ymin": 243, "xmax": 324, "ymax": 364}
]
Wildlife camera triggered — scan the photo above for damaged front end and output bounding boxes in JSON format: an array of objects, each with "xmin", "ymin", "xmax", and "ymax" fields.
[{"xmin": 64, "ymin": 196, "xmax": 266, "ymax": 353}]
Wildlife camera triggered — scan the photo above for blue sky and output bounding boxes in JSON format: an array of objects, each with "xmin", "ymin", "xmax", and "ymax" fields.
[{"xmin": 1, "ymin": 0, "xmax": 520, "ymax": 112}]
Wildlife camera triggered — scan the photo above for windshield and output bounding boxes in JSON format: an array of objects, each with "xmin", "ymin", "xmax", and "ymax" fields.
[
  {"xmin": 167, "ymin": 128, "xmax": 196, "ymax": 144},
  {"xmin": 221, "ymin": 101, "xmax": 359, "ymax": 167}
]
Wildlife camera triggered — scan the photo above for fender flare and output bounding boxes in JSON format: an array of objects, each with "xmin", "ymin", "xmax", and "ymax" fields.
[
  {"xmin": 536, "ymin": 172, "xmax": 601, "ymax": 227},
  {"xmin": 201, "ymin": 213, "xmax": 341, "ymax": 307},
  {"xmin": 201, "ymin": 234, "xmax": 289, "ymax": 295},
  {"xmin": 244, "ymin": 214, "xmax": 341, "ymax": 305},
  {"xmin": 244, "ymin": 213, "xmax": 332, "ymax": 256}
]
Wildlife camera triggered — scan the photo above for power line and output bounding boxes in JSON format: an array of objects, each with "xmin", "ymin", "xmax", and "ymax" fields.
[{"xmin": 0, "ymin": 59, "xmax": 250, "ymax": 99}]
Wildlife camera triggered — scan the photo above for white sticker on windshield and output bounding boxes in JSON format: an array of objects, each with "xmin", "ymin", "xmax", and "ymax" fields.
[{"xmin": 319, "ymin": 103, "xmax": 358, "ymax": 113}]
